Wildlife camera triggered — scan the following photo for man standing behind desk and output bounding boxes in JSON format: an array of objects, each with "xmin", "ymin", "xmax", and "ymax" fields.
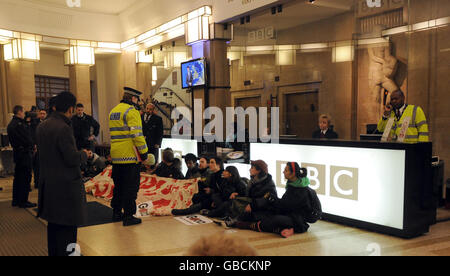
[
  {"xmin": 109, "ymin": 87, "xmax": 148, "ymax": 226},
  {"xmin": 36, "ymin": 92, "xmax": 91, "ymax": 256},
  {"xmin": 142, "ymin": 103, "xmax": 163, "ymax": 163},
  {"xmin": 377, "ymin": 90, "xmax": 429, "ymax": 143}
]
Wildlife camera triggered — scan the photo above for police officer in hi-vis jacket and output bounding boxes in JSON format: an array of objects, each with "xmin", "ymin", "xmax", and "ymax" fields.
[{"xmin": 109, "ymin": 87, "xmax": 148, "ymax": 226}]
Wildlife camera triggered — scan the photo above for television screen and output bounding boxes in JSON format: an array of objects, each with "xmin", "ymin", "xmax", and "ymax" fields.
[{"xmin": 181, "ymin": 58, "xmax": 207, "ymax": 89}]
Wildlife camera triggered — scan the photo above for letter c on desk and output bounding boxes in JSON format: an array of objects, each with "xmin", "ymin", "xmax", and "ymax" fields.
[{"xmin": 333, "ymin": 170, "xmax": 354, "ymax": 196}]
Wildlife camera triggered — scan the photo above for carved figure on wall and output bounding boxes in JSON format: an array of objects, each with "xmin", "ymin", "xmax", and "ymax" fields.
[{"xmin": 368, "ymin": 43, "xmax": 399, "ymax": 103}]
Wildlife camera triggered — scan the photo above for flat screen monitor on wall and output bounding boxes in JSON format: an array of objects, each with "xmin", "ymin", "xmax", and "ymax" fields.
[{"xmin": 181, "ymin": 58, "xmax": 207, "ymax": 89}]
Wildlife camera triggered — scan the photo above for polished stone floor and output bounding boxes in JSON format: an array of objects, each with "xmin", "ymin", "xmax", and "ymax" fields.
[{"xmin": 1, "ymin": 176, "xmax": 449, "ymax": 256}]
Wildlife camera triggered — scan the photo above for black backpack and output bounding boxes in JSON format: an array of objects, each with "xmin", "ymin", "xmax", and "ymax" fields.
[{"xmin": 304, "ymin": 187, "xmax": 322, "ymax": 223}]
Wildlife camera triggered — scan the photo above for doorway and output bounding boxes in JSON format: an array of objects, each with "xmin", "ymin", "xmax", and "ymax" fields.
[{"xmin": 285, "ymin": 91, "xmax": 319, "ymax": 139}]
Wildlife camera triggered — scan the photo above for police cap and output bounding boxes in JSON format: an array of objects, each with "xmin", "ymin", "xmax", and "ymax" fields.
[{"xmin": 124, "ymin": 87, "xmax": 143, "ymax": 98}]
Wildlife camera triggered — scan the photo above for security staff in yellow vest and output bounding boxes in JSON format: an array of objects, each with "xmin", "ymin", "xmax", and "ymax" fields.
[
  {"xmin": 109, "ymin": 87, "xmax": 148, "ymax": 226},
  {"xmin": 377, "ymin": 90, "xmax": 429, "ymax": 143}
]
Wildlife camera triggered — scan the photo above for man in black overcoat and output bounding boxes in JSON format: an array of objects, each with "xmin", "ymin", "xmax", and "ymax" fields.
[{"xmin": 36, "ymin": 92, "xmax": 91, "ymax": 256}]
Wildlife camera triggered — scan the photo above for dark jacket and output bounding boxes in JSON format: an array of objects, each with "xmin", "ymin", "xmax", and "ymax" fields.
[
  {"xmin": 37, "ymin": 112, "xmax": 88, "ymax": 226},
  {"xmin": 154, "ymin": 162, "xmax": 184, "ymax": 179},
  {"xmin": 72, "ymin": 113, "xmax": 100, "ymax": 150},
  {"xmin": 7, "ymin": 116, "xmax": 33, "ymax": 167},
  {"xmin": 208, "ymin": 170, "xmax": 224, "ymax": 193},
  {"xmin": 142, "ymin": 113, "xmax": 163, "ymax": 147},
  {"xmin": 312, "ymin": 128, "xmax": 339, "ymax": 139},
  {"xmin": 185, "ymin": 164, "xmax": 201, "ymax": 179},
  {"xmin": 273, "ymin": 184, "xmax": 311, "ymax": 233},
  {"xmin": 196, "ymin": 168, "xmax": 211, "ymax": 191},
  {"xmin": 213, "ymin": 177, "xmax": 247, "ymax": 202},
  {"xmin": 247, "ymin": 174, "xmax": 278, "ymax": 212}
]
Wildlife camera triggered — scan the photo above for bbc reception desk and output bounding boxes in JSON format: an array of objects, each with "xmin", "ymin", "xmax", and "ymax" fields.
[
  {"xmin": 160, "ymin": 137, "xmax": 434, "ymax": 238},
  {"xmin": 251, "ymin": 139, "xmax": 434, "ymax": 239}
]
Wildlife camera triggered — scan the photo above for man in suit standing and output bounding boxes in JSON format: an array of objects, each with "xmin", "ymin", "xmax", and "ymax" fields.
[
  {"xmin": 31, "ymin": 109, "xmax": 47, "ymax": 189},
  {"xmin": 72, "ymin": 103, "xmax": 100, "ymax": 151},
  {"xmin": 312, "ymin": 114, "xmax": 339, "ymax": 139},
  {"xmin": 142, "ymin": 103, "xmax": 164, "ymax": 163},
  {"xmin": 37, "ymin": 92, "xmax": 91, "ymax": 256}
]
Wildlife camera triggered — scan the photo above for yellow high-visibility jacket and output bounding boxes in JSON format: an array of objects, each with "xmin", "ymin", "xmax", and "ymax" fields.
[
  {"xmin": 377, "ymin": 105, "xmax": 430, "ymax": 144},
  {"xmin": 109, "ymin": 102, "xmax": 148, "ymax": 164}
]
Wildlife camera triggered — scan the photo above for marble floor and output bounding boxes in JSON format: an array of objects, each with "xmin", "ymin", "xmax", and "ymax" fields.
[{"xmin": 1, "ymin": 176, "xmax": 449, "ymax": 256}]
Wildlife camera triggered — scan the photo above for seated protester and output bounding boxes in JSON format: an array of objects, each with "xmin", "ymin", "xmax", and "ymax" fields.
[
  {"xmin": 81, "ymin": 151, "xmax": 106, "ymax": 180},
  {"xmin": 312, "ymin": 114, "xmax": 338, "ymax": 139},
  {"xmin": 188, "ymin": 156, "xmax": 212, "ymax": 211},
  {"xmin": 153, "ymin": 148, "xmax": 184, "ymax": 179},
  {"xmin": 184, "ymin": 153, "xmax": 201, "ymax": 179},
  {"xmin": 197, "ymin": 156, "xmax": 210, "ymax": 179},
  {"xmin": 225, "ymin": 160, "xmax": 277, "ymax": 223},
  {"xmin": 202, "ymin": 166, "xmax": 247, "ymax": 218},
  {"xmin": 226, "ymin": 162, "xmax": 311, "ymax": 238},
  {"xmin": 171, "ymin": 156, "xmax": 223, "ymax": 216},
  {"xmin": 203, "ymin": 157, "xmax": 225, "ymax": 200},
  {"xmin": 173, "ymin": 158, "xmax": 182, "ymax": 171}
]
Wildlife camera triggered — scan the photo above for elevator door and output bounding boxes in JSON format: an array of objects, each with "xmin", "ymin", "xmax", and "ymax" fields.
[{"xmin": 285, "ymin": 92, "xmax": 319, "ymax": 139}]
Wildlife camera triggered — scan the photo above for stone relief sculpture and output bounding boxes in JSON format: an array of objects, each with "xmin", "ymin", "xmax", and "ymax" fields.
[{"xmin": 368, "ymin": 43, "xmax": 399, "ymax": 103}]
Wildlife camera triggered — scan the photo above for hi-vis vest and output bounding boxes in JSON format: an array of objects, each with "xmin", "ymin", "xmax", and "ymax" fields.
[
  {"xmin": 377, "ymin": 105, "xmax": 429, "ymax": 144},
  {"xmin": 109, "ymin": 103, "xmax": 148, "ymax": 164}
]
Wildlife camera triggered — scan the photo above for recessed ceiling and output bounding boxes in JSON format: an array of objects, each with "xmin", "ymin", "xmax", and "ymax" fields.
[
  {"xmin": 232, "ymin": 0, "xmax": 354, "ymax": 31},
  {"xmin": 24, "ymin": 0, "xmax": 140, "ymax": 15}
]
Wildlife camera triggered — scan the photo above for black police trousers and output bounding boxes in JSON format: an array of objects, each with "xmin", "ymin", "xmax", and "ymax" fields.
[
  {"xmin": 12, "ymin": 151, "xmax": 32, "ymax": 205},
  {"xmin": 111, "ymin": 163, "xmax": 140, "ymax": 217}
]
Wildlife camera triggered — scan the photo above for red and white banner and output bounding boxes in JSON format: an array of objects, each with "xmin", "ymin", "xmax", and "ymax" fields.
[{"xmin": 84, "ymin": 166, "xmax": 199, "ymax": 216}]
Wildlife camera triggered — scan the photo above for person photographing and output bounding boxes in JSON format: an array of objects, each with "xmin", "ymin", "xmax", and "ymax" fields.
[{"xmin": 377, "ymin": 90, "xmax": 429, "ymax": 143}]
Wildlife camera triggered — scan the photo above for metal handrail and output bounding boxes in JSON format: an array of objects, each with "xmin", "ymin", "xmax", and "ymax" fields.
[{"xmin": 158, "ymin": 87, "xmax": 192, "ymax": 110}]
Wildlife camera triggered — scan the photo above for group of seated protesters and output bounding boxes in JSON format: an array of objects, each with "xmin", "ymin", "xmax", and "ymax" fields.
[
  {"xmin": 156, "ymin": 152, "xmax": 319, "ymax": 238},
  {"xmin": 98, "ymin": 146, "xmax": 318, "ymax": 239}
]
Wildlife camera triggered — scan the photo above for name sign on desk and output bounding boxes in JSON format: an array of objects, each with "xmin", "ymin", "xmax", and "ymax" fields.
[{"xmin": 251, "ymin": 143, "xmax": 406, "ymax": 230}]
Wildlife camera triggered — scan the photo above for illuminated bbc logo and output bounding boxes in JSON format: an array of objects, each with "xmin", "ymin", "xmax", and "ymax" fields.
[{"xmin": 276, "ymin": 161, "xmax": 359, "ymax": 201}]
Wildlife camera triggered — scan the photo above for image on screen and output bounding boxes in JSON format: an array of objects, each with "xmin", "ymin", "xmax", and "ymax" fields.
[{"xmin": 181, "ymin": 59, "xmax": 206, "ymax": 89}]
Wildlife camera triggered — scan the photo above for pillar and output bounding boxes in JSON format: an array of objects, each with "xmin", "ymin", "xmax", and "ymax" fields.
[
  {"xmin": 191, "ymin": 40, "xmax": 231, "ymax": 135},
  {"xmin": 119, "ymin": 51, "xmax": 137, "ymax": 100},
  {"xmin": 69, "ymin": 65, "xmax": 92, "ymax": 114},
  {"xmin": 137, "ymin": 63, "xmax": 153, "ymax": 101},
  {"xmin": 5, "ymin": 60, "xmax": 36, "ymax": 112},
  {"xmin": 0, "ymin": 45, "xmax": 10, "ymax": 127}
]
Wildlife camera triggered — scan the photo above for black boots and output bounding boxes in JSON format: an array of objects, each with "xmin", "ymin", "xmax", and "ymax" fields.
[
  {"xmin": 171, "ymin": 203, "xmax": 202, "ymax": 216},
  {"xmin": 18, "ymin": 202, "xmax": 37, "ymax": 208},
  {"xmin": 112, "ymin": 211, "xmax": 124, "ymax": 222},
  {"xmin": 113, "ymin": 209, "xmax": 141, "ymax": 226},
  {"xmin": 123, "ymin": 216, "xmax": 142, "ymax": 227}
]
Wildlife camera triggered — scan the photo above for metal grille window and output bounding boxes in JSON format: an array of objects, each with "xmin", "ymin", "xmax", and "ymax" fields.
[{"xmin": 35, "ymin": 75, "xmax": 70, "ymax": 110}]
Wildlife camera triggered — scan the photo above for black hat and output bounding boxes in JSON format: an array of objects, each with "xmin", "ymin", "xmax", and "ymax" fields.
[{"xmin": 124, "ymin": 87, "xmax": 143, "ymax": 98}]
